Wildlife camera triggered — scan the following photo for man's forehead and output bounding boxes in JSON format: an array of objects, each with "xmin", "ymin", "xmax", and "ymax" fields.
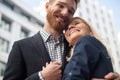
[{"xmin": 56, "ymin": 0, "xmax": 76, "ymax": 9}]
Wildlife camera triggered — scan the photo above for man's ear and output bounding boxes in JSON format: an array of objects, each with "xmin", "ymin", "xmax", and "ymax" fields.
[{"xmin": 45, "ymin": 2, "xmax": 50, "ymax": 12}]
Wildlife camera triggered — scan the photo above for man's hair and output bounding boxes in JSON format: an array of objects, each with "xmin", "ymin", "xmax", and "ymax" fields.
[
  {"xmin": 49, "ymin": 0, "xmax": 80, "ymax": 5},
  {"xmin": 75, "ymin": 0, "xmax": 80, "ymax": 5}
]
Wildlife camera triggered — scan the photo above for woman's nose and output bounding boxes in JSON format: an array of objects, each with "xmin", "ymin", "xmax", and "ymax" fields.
[{"xmin": 68, "ymin": 24, "xmax": 74, "ymax": 30}]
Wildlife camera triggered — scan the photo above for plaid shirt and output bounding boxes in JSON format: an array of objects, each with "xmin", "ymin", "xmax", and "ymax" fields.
[{"xmin": 40, "ymin": 29, "xmax": 64, "ymax": 63}]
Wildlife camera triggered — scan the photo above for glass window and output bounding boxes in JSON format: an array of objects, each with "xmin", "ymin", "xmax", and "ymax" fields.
[
  {"xmin": 78, "ymin": 11, "xmax": 82, "ymax": 17},
  {"xmin": 20, "ymin": 28, "xmax": 29, "ymax": 38},
  {"xmin": 111, "ymin": 31, "xmax": 115, "ymax": 37},
  {"xmin": 101, "ymin": 9, "xmax": 103, "ymax": 15},
  {"xmin": 88, "ymin": 18, "xmax": 91, "ymax": 22},
  {"xmin": 119, "ymin": 61, "xmax": 120, "ymax": 66},
  {"xmin": 0, "ymin": 17, "xmax": 11, "ymax": 32},
  {"xmin": 116, "ymin": 51, "xmax": 120, "ymax": 58},
  {"xmin": 2, "ymin": 0, "xmax": 14, "ymax": 10},
  {"xmin": 85, "ymin": 0, "xmax": 88, "ymax": 4},
  {"xmin": 109, "ymin": 21, "xmax": 113, "ymax": 27},
  {"xmin": 104, "ymin": 26, "xmax": 107, "ymax": 34},
  {"xmin": 0, "ymin": 61, "xmax": 6, "ymax": 76},
  {"xmin": 21, "ymin": 12, "xmax": 30, "ymax": 21},
  {"xmin": 96, "ymin": 23, "xmax": 100, "ymax": 29},
  {"xmin": 0, "ymin": 20, "xmax": 2, "ymax": 27},
  {"xmin": 86, "ymin": 7, "xmax": 89, "ymax": 14},
  {"xmin": 0, "ymin": 37, "xmax": 9, "ymax": 53},
  {"xmin": 36, "ymin": 21, "xmax": 44, "ymax": 27},
  {"xmin": 106, "ymin": 37, "xmax": 110, "ymax": 44},
  {"xmin": 94, "ymin": 12, "xmax": 98, "ymax": 19},
  {"xmin": 93, "ymin": 5, "xmax": 96, "ymax": 10},
  {"xmin": 0, "ymin": 38, "xmax": 2, "ymax": 45},
  {"xmin": 102, "ymin": 17, "xmax": 105, "ymax": 24}
]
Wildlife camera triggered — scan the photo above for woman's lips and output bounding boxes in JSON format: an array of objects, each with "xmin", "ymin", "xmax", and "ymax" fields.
[{"xmin": 68, "ymin": 28, "xmax": 80, "ymax": 36}]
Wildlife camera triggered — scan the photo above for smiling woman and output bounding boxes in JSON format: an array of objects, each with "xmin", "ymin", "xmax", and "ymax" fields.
[{"xmin": 63, "ymin": 17, "xmax": 114, "ymax": 80}]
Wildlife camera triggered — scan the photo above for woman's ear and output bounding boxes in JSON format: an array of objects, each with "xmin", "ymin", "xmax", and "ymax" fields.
[{"xmin": 90, "ymin": 32, "xmax": 93, "ymax": 36}]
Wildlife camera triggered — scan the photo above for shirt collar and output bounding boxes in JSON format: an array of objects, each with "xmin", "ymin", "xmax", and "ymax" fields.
[
  {"xmin": 40, "ymin": 29, "xmax": 50, "ymax": 42},
  {"xmin": 40, "ymin": 29, "xmax": 64, "ymax": 43}
]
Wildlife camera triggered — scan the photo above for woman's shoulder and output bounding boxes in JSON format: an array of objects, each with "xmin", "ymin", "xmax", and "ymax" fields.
[
  {"xmin": 77, "ymin": 35, "xmax": 104, "ymax": 49},
  {"xmin": 78, "ymin": 35, "xmax": 98, "ymax": 43}
]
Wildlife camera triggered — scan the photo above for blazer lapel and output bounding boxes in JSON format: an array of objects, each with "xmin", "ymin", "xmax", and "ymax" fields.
[
  {"xmin": 62, "ymin": 38, "xmax": 69, "ymax": 70},
  {"xmin": 31, "ymin": 32, "xmax": 51, "ymax": 62},
  {"xmin": 30, "ymin": 32, "xmax": 69, "ymax": 69}
]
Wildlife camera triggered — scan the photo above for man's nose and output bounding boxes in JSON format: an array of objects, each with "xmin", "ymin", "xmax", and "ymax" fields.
[{"xmin": 61, "ymin": 8, "xmax": 69, "ymax": 16}]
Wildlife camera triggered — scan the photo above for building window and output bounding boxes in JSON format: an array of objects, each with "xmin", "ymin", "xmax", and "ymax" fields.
[
  {"xmin": 21, "ymin": 12, "xmax": 30, "ymax": 21},
  {"xmin": 114, "ymin": 40, "xmax": 118, "ymax": 50},
  {"xmin": 94, "ymin": 12, "xmax": 98, "ymax": 19},
  {"xmin": 93, "ymin": 4, "xmax": 96, "ymax": 10},
  {"xmin": 96, "ymin": 23, "xmax": 100, "ymax": 29},
  {"xmin": 79, "ymin": 11, "xmax": 82, "ymax": 17},
  {"xmin": 85, "ymin": 0, "xmax": 88, "ymax": 4},
  {"xmin": 101, "ymin": 9, "xmax": 103, "ymax": 15},
  {"xmin": 0, "ymin": 37, "xmax": 9, "ymax": 53},
  {"xmin": 88, "ymin": 18, "xmax": 91, "ymax": 22},
  {"xmin": 2, "ymin": 0, "xmax": 14, "ymax": 10},
  {"xmin": 36, "ymin": 21, "xmax": 44, "ymax": 27},
  {"xmin": 20, "ymin": 28, "xmax": 29, "ymax": 38},
  {"xmin": 119, "ymin": 61, "xmax": 120, "ymax": 67},
  {"xmin": 0, "ymin": 61, "xmax": 6, "ymax": 76},
  {"xmin": 0, "ymin": 17, "xmax": 11, "ymax": 32},
  {"xmin": 102, "ymin": 17, "xmax": 105, "ymax": 24},
  {"xmin": 86, "ymin": 7, "xmax": 89, "ymax": 14},
  {"xmin": 111, "ymin": 30, "xmax": 115, "ymax": 37},
  {"xmin": 106, "ymin": 37, "xmax": 110, "ymax": 45},
  {"xmin": 109, "ymin": 21, "xmax": 113, "ymax": 27},
  {"xmin": 104, "ymin": 26, "xmax": 107, "ymax": 34}
]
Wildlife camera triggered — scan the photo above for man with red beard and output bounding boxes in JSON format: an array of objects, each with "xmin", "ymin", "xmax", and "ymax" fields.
[
  {"xmin": 3, "ymin": 0, "xmax": 120, "ymax": 80},
  {"xmin": 3, "ymin": 0, "xmax": 79, "ymax": 80}
]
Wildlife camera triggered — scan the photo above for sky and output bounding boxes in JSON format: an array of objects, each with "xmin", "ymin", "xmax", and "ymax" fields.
[{"xmin": 20, "ymin": 0, "xmax": 120, "ymax": 42}]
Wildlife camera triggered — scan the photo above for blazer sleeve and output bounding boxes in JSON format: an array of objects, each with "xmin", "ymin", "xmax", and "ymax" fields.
[
  {"xmin": 3, "ymin": 42, "xmax": 40, "ymax": 80},
  {"xmin": 62, "ymin": 36, "xmax": 108, "ymax": 80}
]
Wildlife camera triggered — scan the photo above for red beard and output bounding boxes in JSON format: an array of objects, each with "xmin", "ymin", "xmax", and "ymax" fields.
[{"xmin": 47, "ymin": 10, "xmax": 70, "ymax": 32}]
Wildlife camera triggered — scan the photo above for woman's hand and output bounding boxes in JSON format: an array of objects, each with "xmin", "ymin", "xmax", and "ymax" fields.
[
  {"xmin": 104, "ymin": 72, "xmax": 120, "ymax": 80},
  {"xmin": 91, "ymin": 72, "xmax": 120, "ymax": 80}
]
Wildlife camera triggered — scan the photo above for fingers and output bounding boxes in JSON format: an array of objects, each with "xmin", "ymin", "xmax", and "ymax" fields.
[
  {"xmin": 41, "ymin": 61, "xmax": 62, "ymax": 80},
  {"xmin": 91, "ymin": 78, "xmax": 105, "ymax": 80},
  {"xmin": 104, "ymin": 72, "xmax": 114, "ymax": 79},
  {"xmin": 105, "ymin": 72, "xmax": 120, "ymax": 80},
  {"xmin": 52, "ymin": 61, "xmax": 61, "ymax": 65},
  {"xmin": 113, "ymin": 72, "xmax": 120, "ymax": 80},
  {"xmin": 49, "ymin": 61, "xmax": 62, "ymax": 69}
]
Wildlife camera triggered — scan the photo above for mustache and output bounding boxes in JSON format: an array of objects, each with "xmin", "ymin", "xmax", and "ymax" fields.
[{"xmin": 54, "ymin": 12, "xmax": 71, "ymax": 25}]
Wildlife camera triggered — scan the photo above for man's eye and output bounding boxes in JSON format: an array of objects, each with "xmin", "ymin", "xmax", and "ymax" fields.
[
  {"xmin": 68, "ymin": 10, "xmax": 74, "ymax": 15},
  {"xmin": 58, "ymin": 4, "xmax": 64, "ymax": 8},
  {"xmin": 75, "ymin": 22, "xmax": 79, "ymax": 25}
]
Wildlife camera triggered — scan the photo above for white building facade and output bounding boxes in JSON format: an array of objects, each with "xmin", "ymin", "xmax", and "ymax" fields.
[
  {"xmin": 0, "ymin": 0, "xmax": 44, "ymax": 79},
  {"xmin": 75, "ymin": 0, "xmax": 120, "ymax": 73},
  {"xmin": 0, "ymin": 0, "xmax": 120, "ymax": 79}
]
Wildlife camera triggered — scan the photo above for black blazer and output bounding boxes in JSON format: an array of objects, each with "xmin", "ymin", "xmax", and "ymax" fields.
[
  {"xmin": 62, "ymin": 35, "xmax": 113, "ymax": 80},
  {"xmin": 3, "ymin": 32, "xmax": 68, "ymax": 80}
]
